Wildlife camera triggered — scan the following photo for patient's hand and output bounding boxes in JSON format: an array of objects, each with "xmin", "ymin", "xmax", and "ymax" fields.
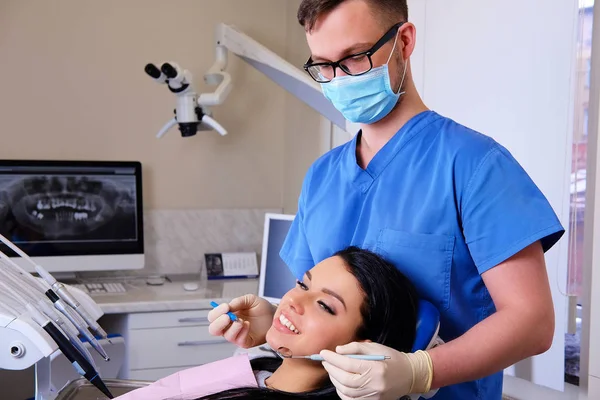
[{"xmin": 208, "ymin": 294, "xmax": 276, "ymax": 348}]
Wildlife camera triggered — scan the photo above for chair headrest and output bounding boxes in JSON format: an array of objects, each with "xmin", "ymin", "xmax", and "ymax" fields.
[{"xmin": 411, "ymin": 300, "xmax": 440, "ymax": 352}]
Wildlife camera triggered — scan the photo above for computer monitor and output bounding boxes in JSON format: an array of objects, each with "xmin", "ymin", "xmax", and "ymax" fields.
[
  {"xmin": 0, "ymin": 160, "xmax": 144, "ymax": 273},
  {"xmin": 258, "ymin": 213, "xmax": 298, "ymax": 304}
]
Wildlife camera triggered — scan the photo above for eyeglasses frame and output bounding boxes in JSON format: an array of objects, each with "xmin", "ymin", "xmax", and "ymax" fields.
[{"xmin": 303, "ymin": 21, "xmax": 406, "ymax": 83}]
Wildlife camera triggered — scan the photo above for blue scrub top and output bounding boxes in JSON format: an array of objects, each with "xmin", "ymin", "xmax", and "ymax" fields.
[{"xmin": 280, "ymin": 110, "xmax": 564, "ymax": 400}]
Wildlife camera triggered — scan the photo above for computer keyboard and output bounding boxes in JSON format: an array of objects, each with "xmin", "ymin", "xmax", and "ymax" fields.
[{"xmin": 71, "ymin": 282, "xmax": 127, "ymax": 295}]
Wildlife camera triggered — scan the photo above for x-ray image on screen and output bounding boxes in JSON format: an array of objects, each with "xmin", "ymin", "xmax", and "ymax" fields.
[{"xmin": 0, "ymin": 174, "xmax": 137, "ymax": 243}]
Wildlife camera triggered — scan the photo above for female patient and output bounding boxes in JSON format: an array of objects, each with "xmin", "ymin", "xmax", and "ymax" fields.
[
  {"xmin": 114, "ymin": 246, "xmax": 419, "ymax": 400},
  {"xmin": 199, "ymin": 246, "xmax": 419, "ymax": 399}
]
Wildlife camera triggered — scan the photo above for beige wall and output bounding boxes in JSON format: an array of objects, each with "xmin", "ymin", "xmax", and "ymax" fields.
[
  {"xmin": 0, "ymin": 0, "xmax": 321, "ymax": 211},
  {"xmin": 282, "ymin": 0, "xmax": 330, "ymax": 214}
]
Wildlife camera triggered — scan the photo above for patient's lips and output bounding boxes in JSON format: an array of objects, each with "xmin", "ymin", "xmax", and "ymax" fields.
[{"xmin": 273, "ymin": 311, "xmax": 300, "ymax": 335}]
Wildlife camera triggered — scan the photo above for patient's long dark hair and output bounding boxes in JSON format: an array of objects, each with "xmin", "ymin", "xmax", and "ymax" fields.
[{"xmin": 196, "ymin": 246, "xmax": 419, "ymax": 400}]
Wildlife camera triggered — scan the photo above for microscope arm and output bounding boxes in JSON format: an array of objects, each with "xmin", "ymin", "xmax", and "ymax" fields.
[
  {"xmin": 198, "ymin": 44, "xmax": 232, "ymax": 107},
  {"xmin": 201, "ymin": 23, "xmax": 348, "ymax": 131}
]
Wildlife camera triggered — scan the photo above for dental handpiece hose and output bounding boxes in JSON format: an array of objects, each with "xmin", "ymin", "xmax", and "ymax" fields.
[
  {"xmin": 1, "ymin": 264, "xmax": 79, "ymax": 338},
  {"xmin": 0, "ymin": 250, "xmax": 109, "ymax": 361},
  {"xmin": 0, "ymin": 237, "xmax": 111, "ymax": 360},
  {"xmin": 0, "ymin": 268, "xmax": 98, "ymax": 369},
  {"xmin": 0, "ymin": 279, "xmax": 102, "ymax": 381},
  {"xmin": 27, "ymin": 305, "xmax": 113, "ymax": 399},
  {"xmin": 0, "ymin": 232, "xmax": 109, "ymax": 340},
  {"xmin": 37, "ymin": 266, "xmax": 110, "ymax": 340},
  {"xmin": 45, "ymin": 290, "xmax": 110, "ymax": 361},
  {"xmin": 37, "ymin": 299, "xmax": 97, "ymax": 369}
]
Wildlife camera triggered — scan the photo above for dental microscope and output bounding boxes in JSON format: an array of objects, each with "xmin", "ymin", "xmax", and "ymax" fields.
[
  {"xmin": 144, "ymin": 23, "xmax": 349, "ymax": 142},
  {"xmin": 144, "ymin": 61, "xmax": 228, "ymax": 138},
  {"xmin": 0, "ymin": 233, "xmax": 115, "ymax": 399}
]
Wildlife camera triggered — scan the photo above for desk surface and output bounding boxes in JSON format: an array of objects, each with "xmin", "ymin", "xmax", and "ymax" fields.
[{"xmin": 85, "ymin": 277, "xmax": 260, "ymax": 314}]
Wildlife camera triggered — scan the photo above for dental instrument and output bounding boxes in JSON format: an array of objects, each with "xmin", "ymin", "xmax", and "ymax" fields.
[
  {"xmin": 0, "ymin": 264, "xmax": 97, "ymax": 367},
  {"xmin": 46, "ymin": 289, "xmax": 110, "ymax": 361},
  {"xmin": 276, "ymin": 347, "xmax": 390, "ymax": 361},
  {"xmin": 36, "ymin": 297, "xmax": 98, "ymax": 370},
  {"xmin": 0, "ymin": 232, "xmax": 110, "ymax": 340},
  {"xmin": 0, "ymin": 265, "xmax": 110, "ymax": 365},
  {"xmin": 0, "ymin": 270, "xmax": 111, "ymax": 398},
  {"xmin": 26, "ymin": 304, "xmax": 114, "ymax": 399},
  {"xmin": 210, "ymin": 301, "xmax": 238, "ymax": 321},
  {"xmin": 0, "ymin": 234, "xmax": 111, "ymax": 361},
  {"xmin": 0, "ymin": 238, "xmax": 115, "ymax": 399}
]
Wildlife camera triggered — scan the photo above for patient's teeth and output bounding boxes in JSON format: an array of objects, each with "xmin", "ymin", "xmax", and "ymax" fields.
[{"xmin": 279, "ymin": 314, "xmax": 299, "ymax": 334}]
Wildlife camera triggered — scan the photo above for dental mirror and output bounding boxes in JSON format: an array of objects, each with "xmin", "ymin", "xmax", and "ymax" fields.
[
  {"xmin": 276, "ymin": 346, "xmax": 390, "ymax": 361},
  {"xmin": 276, "ymin": 347, "xmax": 296, "ymax": 358},
  {"xmin": 277, "ymin": 346, "xmax": 324, "ymax": 360}
]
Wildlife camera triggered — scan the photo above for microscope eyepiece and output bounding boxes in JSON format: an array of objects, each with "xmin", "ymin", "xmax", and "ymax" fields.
[
  {"xmin": 145, "ymin": 63, "xmax": 162, "ymax": 79},
  {"xmin": 161, "ymin": 63, "xmax": 178, "ymax": 79}
]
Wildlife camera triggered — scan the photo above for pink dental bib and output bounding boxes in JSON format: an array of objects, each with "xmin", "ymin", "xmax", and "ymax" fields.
[{"xmin": 114, "ymin": 354, "xmax": 258, "ymax": 400}]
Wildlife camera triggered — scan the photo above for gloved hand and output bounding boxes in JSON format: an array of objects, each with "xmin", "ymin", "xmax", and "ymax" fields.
[
  {"xmin": 207, "ymin": 294, "xmax": 276, "ymax": 348},
  {"xmin": 320, "ymin": 341, "xmax": 433, "ymax": 400}
]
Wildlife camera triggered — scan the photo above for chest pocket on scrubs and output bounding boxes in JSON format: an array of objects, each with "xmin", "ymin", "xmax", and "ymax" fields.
[{"xmin": 376, "ymin": 229, "xmax": 454, "ymax": 311}]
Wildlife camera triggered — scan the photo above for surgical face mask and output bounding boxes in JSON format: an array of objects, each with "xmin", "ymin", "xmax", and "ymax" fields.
[{"xmin": 321, "ymin": 34, "xmax": 407, "ymax": 125}]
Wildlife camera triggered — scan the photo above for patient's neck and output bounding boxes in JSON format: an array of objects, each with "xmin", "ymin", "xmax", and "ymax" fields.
[{"xmin": 266, "ymin": 359, "xmax": 328, "ymax": 392}]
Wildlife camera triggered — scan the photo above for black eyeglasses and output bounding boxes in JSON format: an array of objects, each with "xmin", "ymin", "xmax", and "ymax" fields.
[{"xmin": 303, "ymin": 22, "xmax": 405, "ymax": 83}]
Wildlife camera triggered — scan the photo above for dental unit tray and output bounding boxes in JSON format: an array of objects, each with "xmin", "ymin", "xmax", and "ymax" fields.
[{"xmin": 0, "ymin": 231, "xmax": 119, "ymax": 399}]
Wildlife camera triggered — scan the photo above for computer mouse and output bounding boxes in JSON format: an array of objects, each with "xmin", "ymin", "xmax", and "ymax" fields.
[
  {"xmin": 183, "ymin": 282, "xmax": 199, "ymax": 291},
  {"xmin": 146, "ymin": 275, "xmax": 166, "ymax": 286}
]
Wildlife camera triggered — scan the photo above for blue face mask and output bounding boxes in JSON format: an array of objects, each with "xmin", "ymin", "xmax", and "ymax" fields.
[{"xmin": 320, "ymin": 36, "xmax": 406, "ymax": 124}]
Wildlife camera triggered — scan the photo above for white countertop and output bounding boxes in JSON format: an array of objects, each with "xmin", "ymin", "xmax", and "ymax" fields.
[{"xmin": 82, "ymin": 277, "xmax": 260, "ymax": 314}]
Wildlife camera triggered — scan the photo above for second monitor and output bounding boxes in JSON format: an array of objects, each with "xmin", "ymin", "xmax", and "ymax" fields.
[{"xmin": 258, "ymin": 213, "xmax": 298, "ymax": 304}]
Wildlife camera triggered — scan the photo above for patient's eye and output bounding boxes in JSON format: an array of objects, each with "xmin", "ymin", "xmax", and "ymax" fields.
[
  {"xmin": 318, "ymin": 301, "xmax": 335, "ymax": 315},
  {"xmin": 296, "ymin": 280, "xmax": 308, "ymax": 290}
]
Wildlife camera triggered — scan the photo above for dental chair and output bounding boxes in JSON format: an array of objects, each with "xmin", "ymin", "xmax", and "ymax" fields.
[
  {"xmin": 13, "ymin": 298, "xmax": 441, "ymax": 400},
  {"xmin": 409, "ymin": 299, "xmax": 441, "ymax": 399},
  {"xmin": 413, "ymin": 299, "xmax": 441, "ymax": 353}
]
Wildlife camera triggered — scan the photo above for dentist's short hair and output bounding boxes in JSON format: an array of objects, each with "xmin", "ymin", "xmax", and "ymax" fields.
[{"xmin": 297, "ymin": 0, "xmax": 408, "ymax": 33}]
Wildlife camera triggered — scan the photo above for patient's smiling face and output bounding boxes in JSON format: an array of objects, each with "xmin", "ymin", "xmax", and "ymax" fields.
[{"xmin": 265, "ymin": 255, "xmax": 366, "ymax": 357}]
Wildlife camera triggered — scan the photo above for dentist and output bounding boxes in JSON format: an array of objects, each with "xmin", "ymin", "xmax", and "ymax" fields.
[{"xmin": 209, "ymin": 0, "xmax": 565, "ymax": 399}]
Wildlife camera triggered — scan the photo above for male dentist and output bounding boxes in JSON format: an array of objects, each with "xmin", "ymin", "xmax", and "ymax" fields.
[{"xmin": 209, "ymin": 1, "xmax": 565, "ymax": 398}]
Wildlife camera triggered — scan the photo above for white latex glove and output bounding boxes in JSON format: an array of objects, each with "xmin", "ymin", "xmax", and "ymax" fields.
[
  {"xmin": 207, "ymin": 294, "xmax": 276, "ymax": 348},
  {"xmin": 320, "ymin": 342, "xmax": 433, "ymax": 400}
]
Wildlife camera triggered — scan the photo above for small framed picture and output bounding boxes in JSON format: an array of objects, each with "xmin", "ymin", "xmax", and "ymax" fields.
[
  {"xmin": 205, "ymin": 253, "xmax": 225, "ymax": 277},
  {"xmin": 204, "ymin": 252, "xmax": 259, "ymax": 279}
]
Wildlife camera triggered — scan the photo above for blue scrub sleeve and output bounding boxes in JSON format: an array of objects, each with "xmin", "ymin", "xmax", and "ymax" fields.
[
  {"xmin": 461, "ymin": 144, "xmax": 565, "ymax": 274},
  {"xmin": 279, "ymin": 168, "xmax": 315, "ymax": 280}
]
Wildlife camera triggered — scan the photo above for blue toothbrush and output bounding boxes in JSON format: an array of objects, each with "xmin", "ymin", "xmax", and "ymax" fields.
[{"xmin": 210, "ymin": 301, "xmax": 238, "ymax": 321}]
